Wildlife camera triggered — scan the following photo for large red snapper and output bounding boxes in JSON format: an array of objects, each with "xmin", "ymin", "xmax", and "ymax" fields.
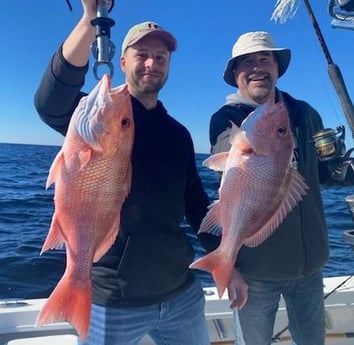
[
  {"xmin": 190, "ymin": 101, "xmax": 308, "ymax": 300},
  {"xmin": 35, "ymin": 75, "xmax": 134, "ymax": 340}
]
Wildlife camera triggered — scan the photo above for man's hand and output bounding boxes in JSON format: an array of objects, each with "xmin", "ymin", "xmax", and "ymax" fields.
[
  {"xmin": 328, "ymin": 157, "xmax": 351, "ymax": 181},
  {"xmin": 227, "ymin": 268, "xmax": 248, "ymax": 310}
]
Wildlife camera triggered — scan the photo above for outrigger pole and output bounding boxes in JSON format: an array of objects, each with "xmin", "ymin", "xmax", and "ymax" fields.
[{"xmin": 272, "ymin": 0, "xmax": 354, "ymax": 137}]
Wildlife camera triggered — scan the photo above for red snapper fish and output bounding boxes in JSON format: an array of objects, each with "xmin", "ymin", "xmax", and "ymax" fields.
[
  {"xmin": 35, "ymin": 75, "xmax": 134, "ymax": 340},
  {"xmin": 190, "ymin": 100, "xmax": 308, "ymax": 300}
]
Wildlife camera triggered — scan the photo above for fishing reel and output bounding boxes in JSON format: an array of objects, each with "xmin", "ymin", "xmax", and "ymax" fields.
[
  {"xmin": 328, "ymin": 0, "xmax": 354, "ymax": 30},
  {"xmin": 312, "ymin": 125, "xmax": 346, "ymax": 161},
  {"xmin": 312, "ymin": 125, "xmax": 354, "ymax": 180}
]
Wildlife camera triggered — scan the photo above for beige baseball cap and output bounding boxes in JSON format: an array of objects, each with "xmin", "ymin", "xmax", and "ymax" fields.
[
  {"xmin": 121, "ymin": 21, "xmax": 177, "ymax": 54},
  {"xmin": 223, "ymin": 31, "xmax": 291, "ymax": 87}
]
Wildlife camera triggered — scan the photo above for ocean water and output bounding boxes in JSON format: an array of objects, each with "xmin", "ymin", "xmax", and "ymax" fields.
[{"xmin": 1, "ymin": 142, "xmax": 354, "ymax": 300}]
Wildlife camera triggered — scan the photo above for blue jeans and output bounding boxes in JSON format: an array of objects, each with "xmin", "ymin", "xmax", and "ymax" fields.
[
  {"xmin": 235, "ymin": 271, "xmax": 325, "ymax": 345},
  {"xmin": 78, "ymin": 279, "xmax": 209, "ymax": 345}
]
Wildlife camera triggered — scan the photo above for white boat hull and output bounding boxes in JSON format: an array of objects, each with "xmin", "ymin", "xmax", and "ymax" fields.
[{"xmin": 1, "ymin": 276, "xmax": 354, "ymax": 345}]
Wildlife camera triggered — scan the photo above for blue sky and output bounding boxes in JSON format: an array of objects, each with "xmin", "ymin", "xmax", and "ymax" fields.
[{"xmin": 1, "ymin": 0, "xmax": 354, "ymax": 153}]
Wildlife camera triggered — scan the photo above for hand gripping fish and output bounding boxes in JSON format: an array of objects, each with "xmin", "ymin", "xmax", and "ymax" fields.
[
  {"xmin": 35, "ymin": 75, "xmax": 134, "ymax": 340},
  {"xmin": 190, "ymin": 101, "xmax": 308, "ymax": 301}
]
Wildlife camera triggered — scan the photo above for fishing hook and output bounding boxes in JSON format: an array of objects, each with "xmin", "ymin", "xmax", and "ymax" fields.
[{"xmin": 90, "ymin": 0, "xmax": 116, "ymax": 80}]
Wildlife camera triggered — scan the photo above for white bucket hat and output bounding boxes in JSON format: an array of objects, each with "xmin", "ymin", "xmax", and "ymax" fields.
[
  {"xmin": 223, "ymin": 31, "xmax": 291, "ymax": 87},
  {"xmin": 121, "ymin": 21, "xmax": 177, "ymax": 55}
]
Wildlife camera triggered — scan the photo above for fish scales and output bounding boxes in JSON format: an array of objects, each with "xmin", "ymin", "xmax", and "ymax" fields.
[
  {"xmin": 35, "ymin": 74, "xmax": 134, "ymax": 340},
  {"xmin": 190, "ymin": 100, "xmax": 308, "ymax": 300}
]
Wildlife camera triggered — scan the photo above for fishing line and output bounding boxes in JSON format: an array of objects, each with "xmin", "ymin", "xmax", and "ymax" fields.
[
  {"xmin": 271, "ymin": 274, "xmax": 354, "ymax": 342},
  {"xmin": 301, "ymin": 27, "xmax": 344, "ymax": 130}
]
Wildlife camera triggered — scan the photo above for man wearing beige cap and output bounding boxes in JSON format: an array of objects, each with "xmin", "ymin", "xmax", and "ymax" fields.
[
  {"xmin": 201, "ymin": 31, "xmax": 349, "ymax": 345},
  {"xmin": 34, "ymin": 1, "xmax": 210, "ymax": 344}
]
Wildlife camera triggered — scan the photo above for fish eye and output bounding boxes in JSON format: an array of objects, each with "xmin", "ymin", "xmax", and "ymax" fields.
[
  {"xmin": 277, "ymin": 126, "xmax": 287, "ymax": 136},
  {"xmin": 121, "ymin": 118, "xmax": 130, "ymax": 128}
]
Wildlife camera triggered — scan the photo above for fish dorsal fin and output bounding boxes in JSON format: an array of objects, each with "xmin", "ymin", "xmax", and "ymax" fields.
[
  {"xmin": 197, "ymin": 200, "xmax": 222, "ymax": 236},
  {"xmin": 244, "ymin": 168, "xmax": 309, "ymax": 247}
]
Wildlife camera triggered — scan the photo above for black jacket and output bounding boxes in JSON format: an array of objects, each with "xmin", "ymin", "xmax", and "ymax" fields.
[
  {"xmin": 34, "ymin": 47, "xmax": 210, "ymax": 306},
  {"xmin": 200, "ymin": 90, "xmax": 354, "ymax": 280}
]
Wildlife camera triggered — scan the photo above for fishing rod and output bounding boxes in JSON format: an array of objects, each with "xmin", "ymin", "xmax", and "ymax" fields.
[
  {"xmin": 272, "ymin": 0, "xmax": 354, "ymax": 138},
  {"xmin": 272, "ymin": 0, "xmax": 354, "ymax": 173},
  {"xmin": 302, "ymin": 0, "xmax": 354, "ymax": 138}
]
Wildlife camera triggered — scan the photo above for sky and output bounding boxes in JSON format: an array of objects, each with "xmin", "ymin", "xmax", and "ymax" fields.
[{"xmin": 1, "ymin": 0, "xmax": 354, "ymax": 153}]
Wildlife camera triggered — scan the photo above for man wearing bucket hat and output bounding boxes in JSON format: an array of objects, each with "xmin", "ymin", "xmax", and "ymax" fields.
[
  {"xmin": 34, "ymin": 1, "xmax": 211, "ymax": 344},
  {"xmin": 201, "ymin": 31, "xmax": 354, "ymax": 345}
]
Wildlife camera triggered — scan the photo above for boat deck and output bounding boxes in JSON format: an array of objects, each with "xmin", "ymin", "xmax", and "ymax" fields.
[{"xmin": 1, "ymin": 276, "xmax": 353, "ymax": 345}]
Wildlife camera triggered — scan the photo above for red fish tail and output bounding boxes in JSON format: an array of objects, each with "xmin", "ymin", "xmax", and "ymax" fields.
[
  {"xmin": 190, "ymin": 250, "xmax": 234, "ymax": 298},
  {"xmin": 35, "ymin": 274, "xmax": 91, "ymax": 341}
]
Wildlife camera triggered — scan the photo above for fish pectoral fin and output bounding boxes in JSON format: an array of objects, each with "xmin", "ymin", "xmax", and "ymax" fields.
[
  {"xmin": 229, "ymin": 121, "xmax": 241, "ymax": 143},
  {"xmin": 233, "ymin": 131, "xmax": 253, "ymax": 154},
  {"xmin": 198, "ymin": 201, "xmax": 222, "ymax": 236},
  {"xmin": 203, "ymin": 153, "xmax": 229, "ymax": 172},
  {"xmin": 229, "ymin": 121, "xmax": 253, "ymax": 153},
  {"xmin": 40, "ymin": 214, "xmax": 66, "ymax": 254},
  {"xmin": 244, "ymin": 168, "xmax": 309, "ymax": 248},
  {"xmin": 46, "ymin": 151, "xmax": 65, "ymax": 189},
  {"xmin": 78, "ymin": 149, "xmax": 93, "ymax": 170}
]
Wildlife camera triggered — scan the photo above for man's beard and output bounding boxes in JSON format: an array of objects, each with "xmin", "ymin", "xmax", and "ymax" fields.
[
  {"xmin": 249, "ymin": 85, "xmax": 273, "ymax": 104},
  {"xmin": 133, "ymin": 74, "xmax": 168, "ymax": 94}
]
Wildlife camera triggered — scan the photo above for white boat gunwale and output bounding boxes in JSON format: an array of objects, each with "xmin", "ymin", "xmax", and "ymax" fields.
[{"xmin": 1, "ymin": 275, "xmax": 354, "ymax": 345}]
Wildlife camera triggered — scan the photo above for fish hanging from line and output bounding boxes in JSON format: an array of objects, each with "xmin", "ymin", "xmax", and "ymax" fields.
[
  {"xmin": 35, "ymin": 74, "xmax": 134, "ymax": 341},
  {"xmin": 190, "ymin": 100, "xmax": 308, "ymax": 303}
]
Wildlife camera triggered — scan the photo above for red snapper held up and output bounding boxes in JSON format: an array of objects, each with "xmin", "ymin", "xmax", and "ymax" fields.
[
  {"xmin": 190, "ymin": 101, "xmax": 308, "ymax": 301},
  {"xmin": 35, "ymin": 75, "xmax": 134, "ymax": 340}
]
